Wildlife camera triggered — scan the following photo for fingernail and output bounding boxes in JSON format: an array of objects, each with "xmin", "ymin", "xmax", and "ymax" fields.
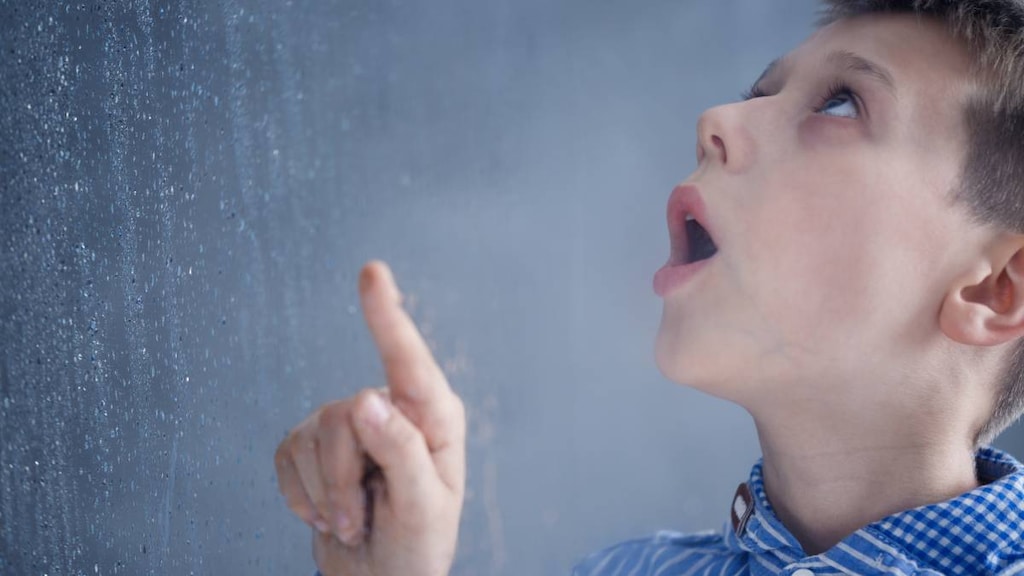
[
  {"xmin": 359, "ymin": 264, "xmax": 374, "ymax": 294},
  {"xmin": 314, "ymin": 518, "xmax": 330, "ymax": 534},
  {"xmin": 360, "ymin": 393, "xmax": 390, "ymax": 429},
  {"xmin": 334, "ymin": 512, "xmax": 351, "ymax": 537},
  {"xmin": 341, "ymin": 528, "xmax": 363, "ymax": 546}
]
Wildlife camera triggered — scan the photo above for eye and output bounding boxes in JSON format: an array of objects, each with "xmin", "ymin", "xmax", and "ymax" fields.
[
  {"xmin": 816, "ymin": 83, "xmax": 859, "ymax": 119},
  {"xmin": 740, "ymin": 80, "xmax": 863, "ymax": 120}
]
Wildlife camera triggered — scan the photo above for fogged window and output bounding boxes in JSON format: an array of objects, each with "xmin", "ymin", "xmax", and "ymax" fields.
[{"xmin": 5, "ymin": 1, "xmax": 1021, "ymax": 574}]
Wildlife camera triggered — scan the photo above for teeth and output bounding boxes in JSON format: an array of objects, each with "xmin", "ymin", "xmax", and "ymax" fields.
[{"xmin": 685, "ymin": 214, "xmax": 696, "ymax": 221}]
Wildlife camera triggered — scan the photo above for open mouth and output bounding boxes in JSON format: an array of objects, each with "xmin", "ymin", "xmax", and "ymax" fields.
[
  {"xmin": 684, "ymin": 215, "xmax": 718, "ymax": 264},
  {"xmin": 656, "ymin": 186, "xmax": 719, "ymax": 296},
  {"xmin": 670, "ymin": 212, "xmax": 719, "ymax": 266},
  {"xmin": 666, "ymin": 184, "xmax": 719, "ymax": 267}
]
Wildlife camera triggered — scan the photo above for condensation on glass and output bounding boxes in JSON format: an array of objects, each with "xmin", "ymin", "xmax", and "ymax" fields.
[{"xmin": 6, "ymin": 1, "xmax": 997, "ymax": 575}]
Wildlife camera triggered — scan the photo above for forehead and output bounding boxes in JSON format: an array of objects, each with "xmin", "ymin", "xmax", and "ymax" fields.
[
  {"xmin": 757, "ymin": 13, "xmax": 975, "ymax": 115},
  {"xmin": 799, "ymin": 12, "xmax": 973, "ymax": 89}
]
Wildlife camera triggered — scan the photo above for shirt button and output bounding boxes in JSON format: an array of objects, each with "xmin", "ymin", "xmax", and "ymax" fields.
[{"xmin": 792, "ymin": 570, "xmax": 814, "ymax": 576}]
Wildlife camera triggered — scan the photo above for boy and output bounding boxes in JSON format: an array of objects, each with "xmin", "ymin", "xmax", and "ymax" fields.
[{"xmin": 274, "ymin": 1, "xmax": 1024, "ymax": 574}]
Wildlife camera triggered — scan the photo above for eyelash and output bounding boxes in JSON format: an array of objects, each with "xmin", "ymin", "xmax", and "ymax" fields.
[
  {"xmin": 739, "ymin": 83, "xmax": 766, "ymax": 101},
  {"xmin": 739, "ymin": 81, "xmax": 861, "ymax": 116}
]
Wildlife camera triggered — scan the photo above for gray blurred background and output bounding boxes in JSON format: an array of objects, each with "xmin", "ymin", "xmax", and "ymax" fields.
[{"xmin": 4, "ymin": 1, "xmax": 1023, "ymax": 574}]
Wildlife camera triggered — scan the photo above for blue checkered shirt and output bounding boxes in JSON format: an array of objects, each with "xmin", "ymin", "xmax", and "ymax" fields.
[{"xmin": 572, "ymin": 446, "xmax": 1024, "ymax": 575}]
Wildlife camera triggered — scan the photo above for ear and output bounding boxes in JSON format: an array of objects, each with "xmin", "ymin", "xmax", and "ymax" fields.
[{"xmin": 941, "ymin": 245, "xmax": 1024, "ymax": 347}]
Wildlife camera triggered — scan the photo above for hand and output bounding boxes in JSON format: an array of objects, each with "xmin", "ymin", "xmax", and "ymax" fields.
[{"xmin": 274, "ymin": 260, "xmax": 467, "ymax": 576}]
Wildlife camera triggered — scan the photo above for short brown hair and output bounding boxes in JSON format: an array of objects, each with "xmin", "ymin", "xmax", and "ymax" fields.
[{"xmin": 818, "ymin": 0, "xmax": 1024, "ymax": 445}]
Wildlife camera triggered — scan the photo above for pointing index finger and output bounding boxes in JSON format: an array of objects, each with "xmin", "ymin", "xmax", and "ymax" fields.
[{"xmin": 358, "ymin": 260, "xmax": 450, "ymax": 413}]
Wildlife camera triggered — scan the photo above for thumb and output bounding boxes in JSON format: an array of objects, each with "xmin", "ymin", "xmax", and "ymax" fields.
[{"xmin": 350, "ymin": 389, "xmax": 444, "ymax": 512}]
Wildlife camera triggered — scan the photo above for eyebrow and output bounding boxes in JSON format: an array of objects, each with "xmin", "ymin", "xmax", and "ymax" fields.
[{"xmin": 753, "ymin": 49, "xmax": 898, "ymax": 99}]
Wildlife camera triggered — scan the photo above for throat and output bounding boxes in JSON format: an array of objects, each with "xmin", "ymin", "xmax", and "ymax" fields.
[
  {"xmin": 756, "ymin": 421, "xmax": 980, "ymax": 555},
  {"xmin": 753, "ymin": 409, "xmax": 983, "ymax": 553}
]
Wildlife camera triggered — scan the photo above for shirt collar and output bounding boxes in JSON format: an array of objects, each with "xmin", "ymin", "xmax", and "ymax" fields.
[{"xmin": 724, "ymin": 446, "xmax": 1024, "ymax": 575}]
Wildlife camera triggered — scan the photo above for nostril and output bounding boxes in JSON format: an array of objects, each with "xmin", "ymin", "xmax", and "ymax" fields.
[
  {"xmin": 697, "ymin": 135, "xmax": 727, "ymax": 166},
  {"xmin": 711, "ymin": 135, "xmax": 727, "ymax": 164}
]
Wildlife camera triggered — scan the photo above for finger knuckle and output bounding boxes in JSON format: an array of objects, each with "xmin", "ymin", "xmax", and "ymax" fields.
[
  {"xmin": 288, "ymin": 428, "xmax": 315, "ymax": 457},
  {"xmin": 355, "ymin": 387, "xmax": 380, "ymax": 404},
  {"xmin": 317, "ymin": 401, "xmax": 350, "ymax": 430},
  {"xmin": 353, "ymin": 388, "xmax": 390, "ymax": 420},
  {"xmin": 273, "ymin": 442, "xmax": 292, "ymax": 470}
]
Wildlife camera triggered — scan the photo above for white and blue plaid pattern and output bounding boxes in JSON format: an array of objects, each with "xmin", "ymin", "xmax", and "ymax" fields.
[{"xmin": 572, "ymin": 446, "xmax": 1024, "ymax": 575}]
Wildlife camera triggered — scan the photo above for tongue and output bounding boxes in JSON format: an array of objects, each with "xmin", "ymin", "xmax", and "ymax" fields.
[{"xmin": 686, "ymin": 219, "xmax": 718, "ymax": 263}]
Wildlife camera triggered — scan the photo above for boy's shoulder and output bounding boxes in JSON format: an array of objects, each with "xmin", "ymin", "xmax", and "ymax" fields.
[
  {"xmin": 571, "ymin": 528, "xmax": 732, "ymax": 576},
  {"xmin": 870, "ymin": 446, "xmax": 1024, "ymax": 575},
  {"xmin": 572, "ymin": 447, "xmax": 1024, "ymax": 576}
]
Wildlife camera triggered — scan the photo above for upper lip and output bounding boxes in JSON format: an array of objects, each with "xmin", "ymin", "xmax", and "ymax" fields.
[{"xmin": 666, "ymin": 184, "xmax": 717, "ymax": 263}]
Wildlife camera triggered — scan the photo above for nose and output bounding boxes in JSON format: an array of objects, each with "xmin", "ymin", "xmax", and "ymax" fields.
[{"xmin": 695, "ymin": 103, "xmax": 751, "ymax": 173}]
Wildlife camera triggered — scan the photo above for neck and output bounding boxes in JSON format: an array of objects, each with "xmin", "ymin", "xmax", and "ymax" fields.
[{"xmin": 753, "ymin": 414, "xmax": 979, "ymax": 555}]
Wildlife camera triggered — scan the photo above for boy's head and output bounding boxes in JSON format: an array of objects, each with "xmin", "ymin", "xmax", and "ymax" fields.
[{"xmin": 654, "ymin": 0, "xmax": 1024, "ymax": 447}]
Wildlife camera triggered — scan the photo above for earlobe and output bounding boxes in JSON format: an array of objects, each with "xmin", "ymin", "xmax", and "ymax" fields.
[{"xmin": 941, "ymin": 249, "xmax": 1024, "ymax": 347}]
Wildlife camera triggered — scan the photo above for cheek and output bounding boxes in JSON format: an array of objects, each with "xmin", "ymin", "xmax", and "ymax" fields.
[
  {"xmin": 770, "ymin": 122, "xmax": 887, "ymax": 321},
  {"xmin": 742, "ymin": 170, "xmax": 882, "ymax": 354},
  {"xmin": 767, "ymin": 213, "xmax": 873, "ymax": 328}
]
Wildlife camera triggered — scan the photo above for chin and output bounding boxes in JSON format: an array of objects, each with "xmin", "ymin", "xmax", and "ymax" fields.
[
  {"xmin": 653, "ymin": 316, "xmax": 746, "ymax": 403},
  {"xmin": 654, "ymin": 319, "xmax": 704, "ymax": 386}
]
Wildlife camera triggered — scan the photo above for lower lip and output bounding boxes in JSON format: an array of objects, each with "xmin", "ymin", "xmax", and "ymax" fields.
[{"xmin": 653, "ymin": 257, "xmax": 713, "ymax": 298}]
